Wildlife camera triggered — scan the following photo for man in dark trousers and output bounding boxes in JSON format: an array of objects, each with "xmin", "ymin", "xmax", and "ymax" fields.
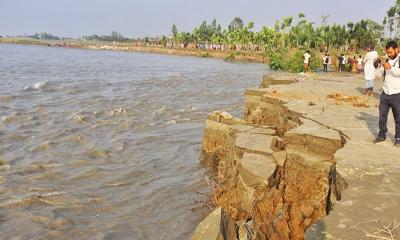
[
  {"xmin": 338, "ymin": 54, "xmax": 345, "ymax": 72},
  {"xmin": 374, "ymin": 40, "xmax": 400, "ymax": 147},
  {"xmin": 337, "ymin": 55, "xmax": 343, "ymax": 72}
]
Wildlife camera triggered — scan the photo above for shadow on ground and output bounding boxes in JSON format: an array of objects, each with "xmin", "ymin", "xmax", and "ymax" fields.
[
  {"xmin": 356, "ymin": 86, "xmax": 380, "ymax": 99},
  {"xmin": 356, "ymin": 112, "xmax": 395, "ymax": 142}
]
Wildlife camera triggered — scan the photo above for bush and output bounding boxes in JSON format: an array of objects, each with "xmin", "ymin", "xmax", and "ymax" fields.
[
  {"xmin": 199, "ymin": 52, "xmax": 210, "ymax": 58},
  {"xmin": 265, "ymin": 48, "xmax": 320, "ymax": 72},
  {"xmin": 224, "ymin": 53, "xmax": 235, "ymax": 61}
]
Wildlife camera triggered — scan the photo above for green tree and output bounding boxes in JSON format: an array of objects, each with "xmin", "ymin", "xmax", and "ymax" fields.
[
  {"xmin": 192, "ymin": 19, "xmax": 224, "ymax": 43},
  {"xmin": 172, "ymin": 24, "xmax": 178, "ymax": 38},
  {"xmin": 161, "ymin": 35, "xmax": 168, "ymax": 46},
  {"xmin": 385, "ymin": 0, "xmax": 400, "ymax": 37},
  {"xmin": 351, "ymin": 19, "xmax": 384, "ymax": 49},
  {"xmin": 176, "ymin": 32, "xmax": 192, "ymax": 45},
  {"xmin": 192, "ymin": 21, "xmax": 211, "ymax": 42},
  {"xmin": 228, "ymin": 17, "xmax": 244, "ymax": 31},
  {"xmin": 32, "ymin": 32, "xmax": 60, "ymax": 40},
  {"xmin": 110, "ymin": 30, "xmax": 125, "ymax": 41},
  {"xmin": 227, "ymin": 20, "xmax": 255, "ymax": 45},
  {"xmin": 255, "ymin": 27, "xmax": 279, "ymax": 48},
  {"xmin": 281, "ymin": 16, "xmax": 293, "ymax": 31}
]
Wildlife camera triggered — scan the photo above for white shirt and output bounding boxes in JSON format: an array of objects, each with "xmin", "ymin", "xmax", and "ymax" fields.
[
  {"xmin": 304, "ymin": 53, "xmax": 311, "ymax": 64},
  {"xmin": 364, "ymin": 51, "xmax": 378, "ymax": 80},
  {"xmin": 322, "ymin": 56, "xmax": 328, "ymax": 64},
  {"xmin": 357, "ymin": 58, "xmax": 363, "ymax": 65},
  {"xmin": 383, "ymin": 55, "xmax": 400, "ymax": 95},
  {"xmin": 364, "ymin": 51, "xmax": 378, "ymax": 64}
]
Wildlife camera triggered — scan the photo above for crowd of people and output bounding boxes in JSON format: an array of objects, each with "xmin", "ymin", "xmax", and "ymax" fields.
[
  {"xmin": 302, "ymin": 49, "xmax": 388, "ymax": 96},
  {"xmin": 307, "ymin": 52, "xmax": 366, "ymax": 74}
]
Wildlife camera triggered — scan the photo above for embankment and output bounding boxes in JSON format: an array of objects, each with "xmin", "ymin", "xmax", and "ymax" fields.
[
  {"xmin": 193, "ymin": 71, "xmax": 400, "ymax": 239},
  {"xmin": 192, "ymin": 73, "xmax": 348, "ymax": 240},
  {"xmin": 0, "ymin": 38, "xmax": 268, "ymax": 64}
]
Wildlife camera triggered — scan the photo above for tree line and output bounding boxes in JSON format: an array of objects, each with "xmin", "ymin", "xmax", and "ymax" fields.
[
  {"xmin": 170, "ymin": 14, "xmax": 385, "ymax": 52},
  {"xmin": 31, "ymin": 32, "xmax": 60, "ymax": 40},
  {"xmin": 168, "ymin": 0, "xmax": 400, "ymax": 52},
  {"xmin": 24, "ymin": 0, "xmax": 400, "ymax": 52},
  {"xmin": 82, "ymin": 30, "xmax": 129, "ymax": 42}
]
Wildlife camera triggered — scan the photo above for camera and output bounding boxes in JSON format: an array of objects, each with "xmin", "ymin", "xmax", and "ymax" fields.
[{"xmin": 374, "ymin": 58, "xmax": 382, "ymax": 68}]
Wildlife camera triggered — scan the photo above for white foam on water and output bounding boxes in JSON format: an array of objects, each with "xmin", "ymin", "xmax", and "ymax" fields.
[
  {"xmin": 168, "ymin": 73, "xmax": 184, "ymax": 77},
  {"xmin": 152, "ymin": 105, "xmax": 168, "ymax": 115},
  {"xmin": 163, "ymin": 119, "xmax": 177, "ymax": 126},
  {"xmin": 24, "ymin": 81, "xmax": 48, "ymax": 91}
]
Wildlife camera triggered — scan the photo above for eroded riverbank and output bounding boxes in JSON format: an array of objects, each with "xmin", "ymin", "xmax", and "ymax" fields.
[{"xmin": 193, "ymin": 72, "xmax": 400, "ymax": 239}]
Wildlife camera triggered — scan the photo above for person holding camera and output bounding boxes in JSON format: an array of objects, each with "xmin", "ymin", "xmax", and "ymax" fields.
[{"xmin": 374, "ymin": 40, "xmax": 400, "ymax": 147}]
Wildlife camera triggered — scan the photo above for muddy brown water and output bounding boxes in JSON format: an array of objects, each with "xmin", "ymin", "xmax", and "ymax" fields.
[{"xmin": 0, "ymin": 44, "xmax": 267, "ymax": 239}]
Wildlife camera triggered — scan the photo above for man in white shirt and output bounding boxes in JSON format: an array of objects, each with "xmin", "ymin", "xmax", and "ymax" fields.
[
  {"xmin": 364, "ymin": 48, "xmax": 379, "ymax": 96},
  {"xmin": 375, "ymin": 40, "xmax": 400, "ymax": 147},
  {"xmin": 357, "ymin": 55, "xmax": 363, "ymax": 74},
  {"xmin": 303, "ymin": 50, "xmax": 311, "ymax": 72},
  {"xmin": 322, "ymin": 53, "xmax": 328, "ymax": 72},
  {"xmin": 338, "ymin": 54, "xmax": 346, "ymax": 72}
]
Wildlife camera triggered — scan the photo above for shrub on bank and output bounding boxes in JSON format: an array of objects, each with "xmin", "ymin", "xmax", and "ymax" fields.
[
  {"xmin": 265, "ymin": 48, "xmax": 320, "ymax": 72},
  {"xmin": 224, "ymin": 53, "xmax": 235, "ymax": 61},
  {"xmin": 199, "ymin": 52, "xmax": 210, "ymax": 58}
]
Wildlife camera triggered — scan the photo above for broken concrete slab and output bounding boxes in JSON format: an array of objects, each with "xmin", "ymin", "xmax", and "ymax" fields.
[
  {"xmin": 237, "ymin": 153, "xmax": 277, "ymax": 188},
  {"xmin": 192, "ymin": 207, "xmax": 237, "ymax": 240},
  {"xmin": 235, "ymin": 133, "xmax": 275, "ymax": 155},
  {"xmin": 285, "ymin": 118, "xmax": 343, "ymax": 160}
]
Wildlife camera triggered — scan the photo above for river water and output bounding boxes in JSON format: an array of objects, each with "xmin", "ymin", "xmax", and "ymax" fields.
[{"xmin": 0, "ymin": 44, "xmax": 267, "ymax": 239}]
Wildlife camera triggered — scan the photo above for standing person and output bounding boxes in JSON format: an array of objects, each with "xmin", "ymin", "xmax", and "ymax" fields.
[
  {"xmin": 374, "ymin": 40, "xmax": 400, "ymax": 147},
  {"xmin": 352, "ymin": 56, "xmax": 358, "ymax": 73},
  {"xmin": 347, "ymin": 56, "xmax": 353, "ymax": 72},
  {"xmin": 338, "ymin": 54, "xmax": 346, "ymax": 72},
  {"xmin": 357, "ymin": 55, "xmax": 363, "ymax": 74},
  {"xmin": 363, "ymin": 47, "xmax": 378, "ymax": 96},
  {"xmin": 327, "ymin": 54, "xmax": 332, "ymax": 71},
  {"xmin": 337, "ymin": 55, "xmax": 343, "ymax": 72},
  {"xmin": 303, "ymin": 50, "xmax": 311, "ymax": 72},
  {"xmin": 323, "ymin": 53, "xmax": 328, "ymax": 72}
]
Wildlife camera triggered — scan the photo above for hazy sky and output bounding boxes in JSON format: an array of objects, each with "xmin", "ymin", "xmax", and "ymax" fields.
[{"xmin": 0, "ymin": 0, "xmax": 395, "ymax": 38}]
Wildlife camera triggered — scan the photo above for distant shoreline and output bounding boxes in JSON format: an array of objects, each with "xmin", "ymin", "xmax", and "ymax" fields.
[{"xmin": 0, "ymin": 38, "xmax": 269, "ymax": 64}]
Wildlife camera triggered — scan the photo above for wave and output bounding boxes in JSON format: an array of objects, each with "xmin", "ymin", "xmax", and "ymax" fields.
[
  {"xmin": 184, "ymin": 105, "xmax": 198, "ymax": 111},
  {"xmin": 153, "ymin": 119, "xmax": 177, "ymax": 127},
  {"xmin": 164, "ymin": 119, "xmax": 177, "ymax": 125},
  {"xmin": 24, "ymin": 81, "xmax": 49, "ymax": 91},
  {"xmin": 152, "ymin": 105, "xmax": 169, "ymax": 115},
  {"xmin": 168, "ymin": 73, "xmax": 184, "ymax": 77},
  {"xmin": 0, "ymin": 191, "xmax": 65, "ymax": 208}
]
